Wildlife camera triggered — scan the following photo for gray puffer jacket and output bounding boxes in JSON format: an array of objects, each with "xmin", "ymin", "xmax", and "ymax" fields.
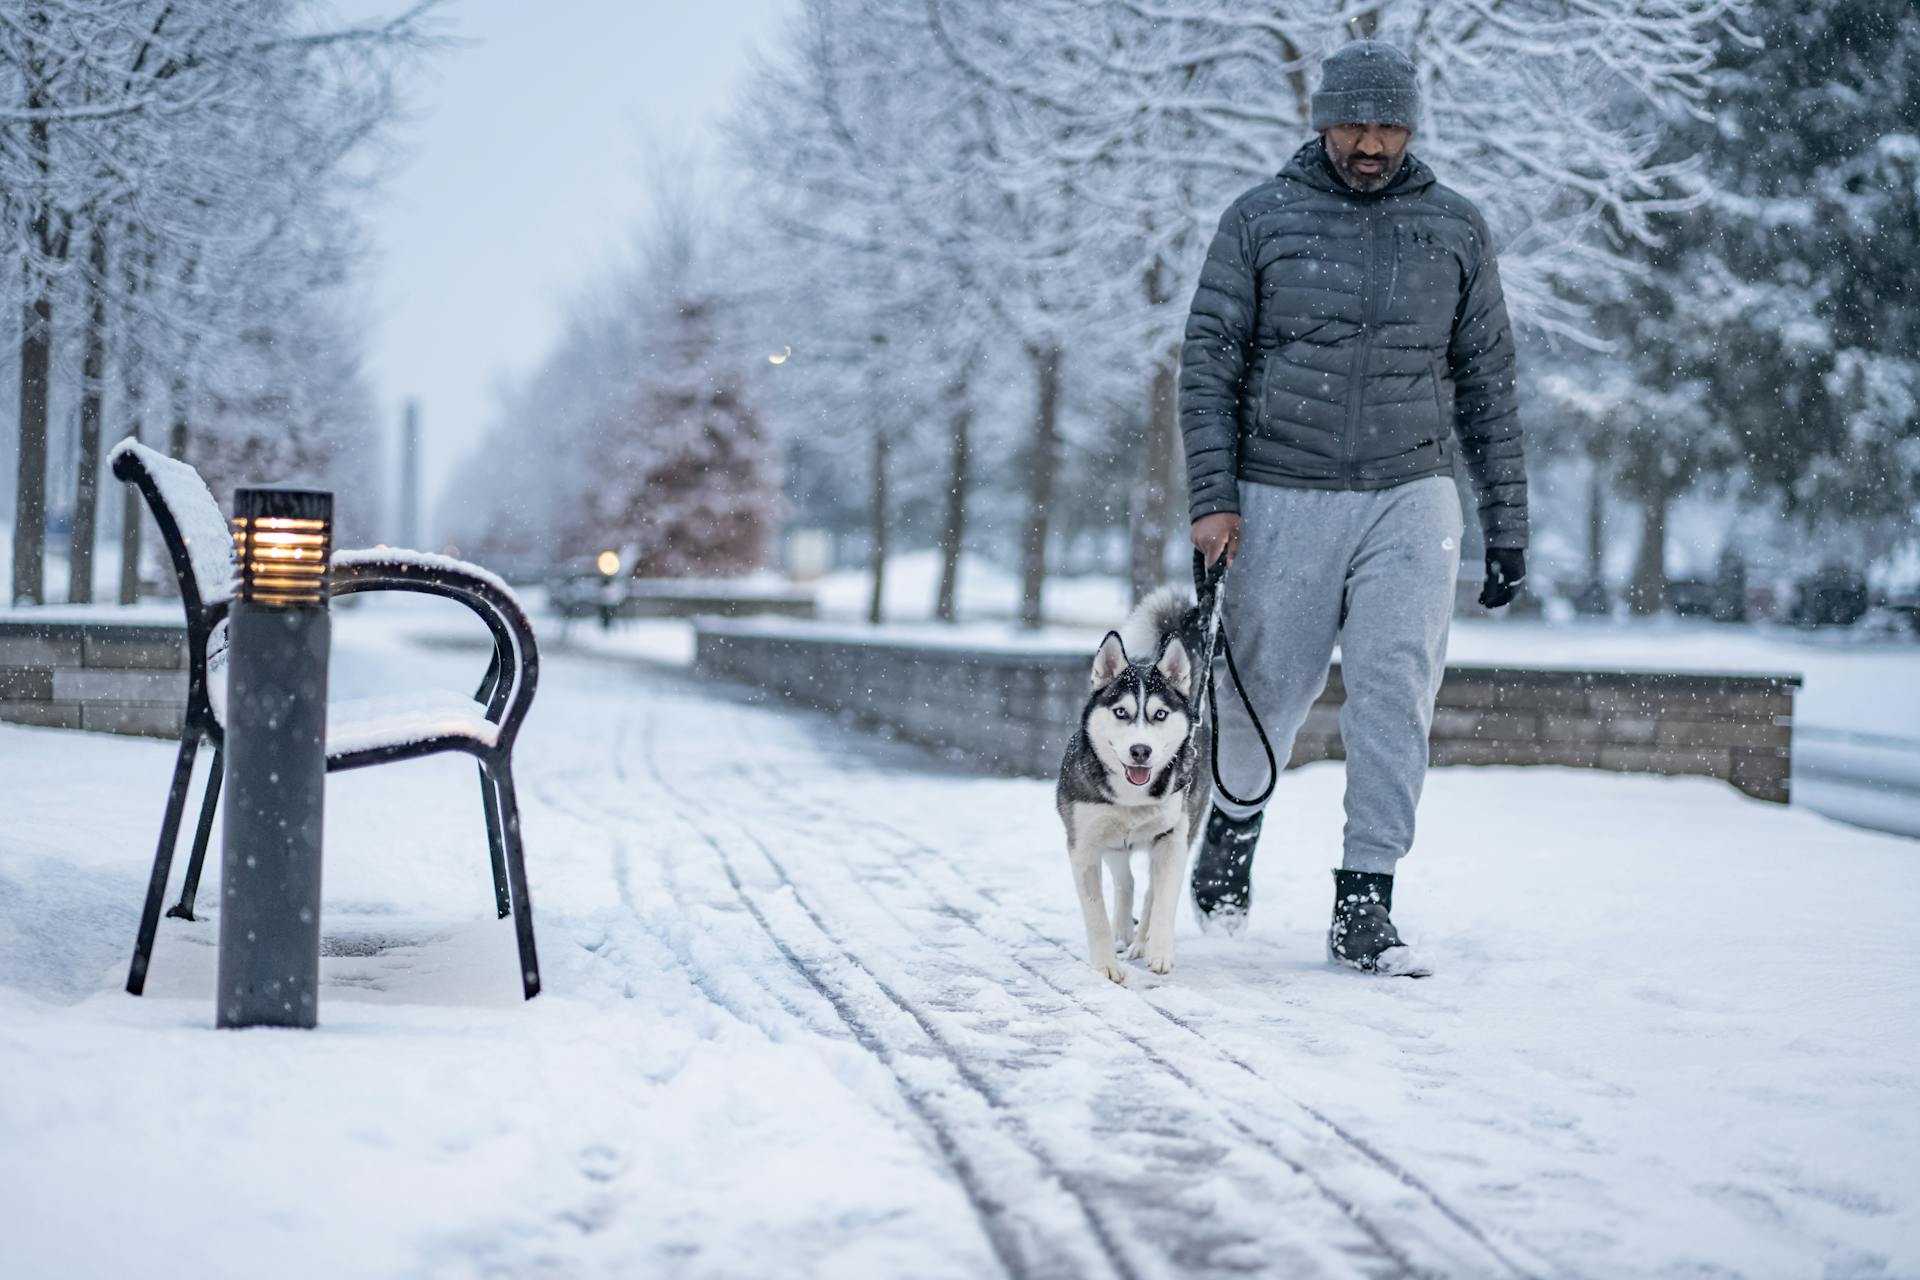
[{"xmin": 1179, "ymin": 140, "xmax": 1527, "ymax": 548}]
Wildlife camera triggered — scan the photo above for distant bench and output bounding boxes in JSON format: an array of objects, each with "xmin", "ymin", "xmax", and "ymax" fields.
[
  {"xmin": 0, "ymin": 616, "xmax": 187, "ymax": 737},
  {"xmin": 693, "ymin": 620, "xmax": 1798, "ymax": 803}
]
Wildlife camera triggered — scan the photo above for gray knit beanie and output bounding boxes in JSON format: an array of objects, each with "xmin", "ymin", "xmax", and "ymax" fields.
[{"xmin": 1310, "ymin": 40, "xmax": 1419, "ymax": 131}]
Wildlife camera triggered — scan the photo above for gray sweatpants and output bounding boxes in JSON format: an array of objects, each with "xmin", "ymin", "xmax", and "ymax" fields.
[{"xmin": 1212, "ymin": 476, "xmax": 1463, "ymax": 874}]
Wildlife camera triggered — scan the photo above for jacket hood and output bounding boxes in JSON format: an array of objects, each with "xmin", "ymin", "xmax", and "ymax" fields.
[{"xmin": 1278, "ymin": 138, "xmax": 1434, "ymax": 199}]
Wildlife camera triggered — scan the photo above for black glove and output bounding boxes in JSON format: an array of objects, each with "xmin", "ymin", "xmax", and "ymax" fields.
[{"xmin": 1479, "ymin": 548, "xmax": 1526, "ymax": 609}]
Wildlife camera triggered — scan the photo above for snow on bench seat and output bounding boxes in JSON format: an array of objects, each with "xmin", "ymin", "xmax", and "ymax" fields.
[
  {"xmin": 210, "ymin": 677, "xmax": 498, "ymax": 755},
  {"xmin": 324, "ymin": 691, "xmax": 500, "ymax": 756}
]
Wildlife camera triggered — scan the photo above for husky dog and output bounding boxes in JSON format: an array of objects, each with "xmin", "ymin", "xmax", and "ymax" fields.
[{"xmin": 1056, "ymin": 588, "xmax": 1212, "ymax": 982}]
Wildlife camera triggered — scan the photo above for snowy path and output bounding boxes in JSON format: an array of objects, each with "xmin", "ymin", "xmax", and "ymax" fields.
[
  {"xmin": 534, "ymin": 673, "xmax": 1534, "ymax": 1279},
  {"xmin": 4, "ymin": 617, "xmax": 1917, "ymax": 1278}
]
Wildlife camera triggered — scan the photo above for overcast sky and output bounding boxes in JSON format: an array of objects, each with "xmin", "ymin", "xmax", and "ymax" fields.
[{"xmin": 341, "ymin": 0, "xmax": 793, "ymax": 539}]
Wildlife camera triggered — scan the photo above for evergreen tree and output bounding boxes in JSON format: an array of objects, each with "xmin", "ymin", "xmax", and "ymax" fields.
[
  {"xmin": 1704, "ymin": 0, "xmax": 1919, "ymax": 518},
  {"xmin": 1551, "ymin": 0, "xmax": 1919, "ymax": 611},
  {"xmin": 586, "ymin": 297, "xmax": 779, "ymax": 579}
]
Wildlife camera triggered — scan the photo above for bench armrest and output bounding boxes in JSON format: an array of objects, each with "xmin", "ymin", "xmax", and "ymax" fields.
[{"xmin": 328, "ymin": 549, "xmax": 540, "ymax": 744}]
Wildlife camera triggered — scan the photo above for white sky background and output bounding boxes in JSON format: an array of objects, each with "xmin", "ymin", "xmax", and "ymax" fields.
[{"xmin": 337, "ymin": 0, "xmax": 794, "ymax": 542}]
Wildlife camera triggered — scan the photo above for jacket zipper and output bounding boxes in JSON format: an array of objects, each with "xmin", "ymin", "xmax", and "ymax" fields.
[{"xmin": 1340, "ymin": 208, "xmax": 1382, "ymax": 487}]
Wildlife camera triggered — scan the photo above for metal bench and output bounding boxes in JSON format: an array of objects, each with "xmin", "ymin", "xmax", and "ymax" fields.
[{"xmin": 110, "ymin": 439, "xmax": 543, "ymax": 1000}]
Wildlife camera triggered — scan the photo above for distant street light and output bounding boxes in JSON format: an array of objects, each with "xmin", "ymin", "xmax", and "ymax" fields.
[
  {"xmin": 768, "ymin": 347, "xmax": 791, "ymax": 364},
  {"xmin": 596, "ymin": 550, "xmax": 622, "ymax": 630},
  {"xmin": 218, "ymin": 486, "xmax": 332, "ymax": 1030}
]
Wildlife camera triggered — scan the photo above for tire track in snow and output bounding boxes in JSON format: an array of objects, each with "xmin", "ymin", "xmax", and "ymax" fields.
[
  {"xmin": 715, "ymin": 751, "xmax": 1432, "ymax": 1279},
  {"xmin": 770, "ymin": 780, "xmax": 1553, "ymax": 1280},
  {"xmin": 528, "ymin": 768, "xmax": 833, "ymax": 1039},
  {"xmin": 712, "ymin": 704, "xmax": 1554, "ymax": 1280},
  {"xmin": 536, "ymin": 661, "xmax": 1538, "ymax": 1276},
  {"xmin": 526, "ymin": 706, "xmax": 835, "ymax": 1039},
  {"xmin": 586, "ymin": 685, "xmax": 1109, "ymax": 1280},
  {"xmin": 516, "ymin": 689, "xmax": 1015, "ymax": 1278},
  {"xmin": 610, "ymin": 686, "xmax": 1410, "ymax": 1280}
]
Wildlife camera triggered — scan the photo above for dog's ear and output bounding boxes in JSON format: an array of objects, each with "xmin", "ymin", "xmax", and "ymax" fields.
[
  {"xmin": 1090, "ymin": 631, "xmax": 1128, "ymax": 688},
  {"xmin": 1156, "ymin": 637, "xmax": 1194, "ymax": 699}
]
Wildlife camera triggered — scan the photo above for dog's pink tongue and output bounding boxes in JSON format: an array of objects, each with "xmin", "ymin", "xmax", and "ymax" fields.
[{"xmin": 1125, "ymin": 765, "xmax": 1152, "ymax": 786}]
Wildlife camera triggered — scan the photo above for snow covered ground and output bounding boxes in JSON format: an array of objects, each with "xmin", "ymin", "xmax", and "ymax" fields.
[
  {"xmin": 3, "ymin": 600, "xmax": 1917, "ymax": 1279},
  {"xmin": 813, "ymin": 550, "xmax": 1133, "ymax": 630}
]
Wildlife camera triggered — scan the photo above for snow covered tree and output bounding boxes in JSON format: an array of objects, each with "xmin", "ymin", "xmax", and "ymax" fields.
[
  {"xmin": 586, "ymin": 296, "xmax": 779, "ymax": 578},
  {"xmin": 440, "ymin": 153, "xmax": 780, "ymax": 580},
  {"xmin": 730, "ymin": 0, "xmax": 1021, "ymax": 621},
  {"xmin": 1701, "ymin": 0, "xmax": 1920, "ymax": 522},
  {"xmin": 1, "ymin": 0, "xmax": 436, "ymax": 603},
  {"xmin": 187, "ymin": 290, "xmax": 388, "ymax": 549},
  {"xmin": 1537, "ymin": 0, "xmax": 1918, "ymax": 609},
  {"xmin": 729, "ymin": 0, "xmax": 1749, "ymax": 622}
]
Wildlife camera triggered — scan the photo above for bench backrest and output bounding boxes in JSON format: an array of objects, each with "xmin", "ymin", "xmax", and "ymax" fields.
[{"xmin": 107, "ymin": 438, "xmax": 235, "ymax": 613}]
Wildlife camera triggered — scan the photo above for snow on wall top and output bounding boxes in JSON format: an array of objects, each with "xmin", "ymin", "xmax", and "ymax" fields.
[
  {"xmin": 0, "ymin": 602, "xmax": 187, "ymax": 628},
  {"xmin": 699, "ymin": 614, "xmax": 1832, "ymax": 682},
  {"xmin": 108, "ymin": 438, "xmax": 236, "ymax": 605},
  {"xmin": 697, "ymin": 615, "xmax": 1106, "ymax": 657}
]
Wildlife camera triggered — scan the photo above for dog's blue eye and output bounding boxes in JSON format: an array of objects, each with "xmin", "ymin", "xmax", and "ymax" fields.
[
  {"xmin": 1112, "ymin": 706, "xmax": 1131, "ymax": 720},
  {"xmin": 1153, "ymin": 709, "xmax": 1168, "ymax": 722}
]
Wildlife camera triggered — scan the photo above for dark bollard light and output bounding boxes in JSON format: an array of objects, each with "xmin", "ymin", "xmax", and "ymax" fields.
[{"xmin": 217, "ymin": 487, "xmax": 332, "ymax": 1030}]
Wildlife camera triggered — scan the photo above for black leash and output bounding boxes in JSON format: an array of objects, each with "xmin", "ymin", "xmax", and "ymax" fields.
[{"xmin": 1191, "ymin": 549, "xmax": 1278, "ymax": 809}]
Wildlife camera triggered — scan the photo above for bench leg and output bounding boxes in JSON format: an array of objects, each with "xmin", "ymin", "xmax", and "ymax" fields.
[
  {"xmin": 479, "ymin": 762, "xmax": 510, "ymax": 919},
  {"xmin": 494, "ymin": 760, "xmax": 541, "ymax": 1000},
  {"xmin": 127, "ymin": 733, "xmax": 200, "ymax": 996},
  {"xmin": 168, "ymin": 747, "xmax": 222, "ymax": 922}
]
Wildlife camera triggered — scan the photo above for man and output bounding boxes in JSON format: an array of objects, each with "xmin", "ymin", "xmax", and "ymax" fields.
[{"xmin": 1179, "ymin": 39, "xmax": 1527, "ymax": 974}]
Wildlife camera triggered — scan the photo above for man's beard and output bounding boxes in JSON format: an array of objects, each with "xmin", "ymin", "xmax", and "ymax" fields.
[{"xmin": 1328, "ymin": 145, "xmax": 1405, "ymax": 193}]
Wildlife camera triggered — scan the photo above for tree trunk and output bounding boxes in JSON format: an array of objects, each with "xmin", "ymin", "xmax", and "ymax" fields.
[
  {"xmin": 867, "ymin": 425, "xmax": 889, "ymax": 626},
  {"xmin": 1019, "ymin": 344, "xmax": 1062, "ymax": 630},
  {"xmin": 1586, "ymin": 459, "xmax": 1606, "ymax": 583},
  {"xmin": 13, "ymin": 288, "xmax": 52, "ymax": 607},
  {"xmin": 1129, "ymin": 349, "xmax": 1178, "ymax": 600},
  {"xmin": 116, "ymin": 248, "xmax": 153, "ymax": 606},
  {"xmin": 1628, "ymin": 482, "xmax": 1670, "ymax": 616},
  {"xmin": 934, "ymin": 360, "xmax": 974, "ymax": 625},
  {"xmin": 69, "ymin": 225, "xmax": 110, "ymax": 605},
  {"xmin": 141, "ymin": 376, "xmax": 195, "ymax": 599},
  {"xmin": 167, "ymin": 375, "xmax": 190, "ymax": 461},
  {"xmin": 11, "ymin": 28, "xmax": 54, "ymax": 607},
  {"xmin": 119, "ymin": 370, "xmax": 147, "ymax": 606}
]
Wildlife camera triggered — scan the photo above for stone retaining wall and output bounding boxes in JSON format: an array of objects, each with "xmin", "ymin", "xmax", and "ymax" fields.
[
  {"xmin": 0, "ymin": 618, "xmax": 187, "ymax": 738},
  {"xmin": 694, "ymin": 624, "xmax": 1799, "ymax": 802},
  {"xmin": 551, "ymin": 580, "xmax": 816, "ymax": 622}
]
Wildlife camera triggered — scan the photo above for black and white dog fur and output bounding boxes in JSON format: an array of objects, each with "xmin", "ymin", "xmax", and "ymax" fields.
[{"xmin": 1056, "ymin": 587, "xmax": 1212, "ymax": 982}]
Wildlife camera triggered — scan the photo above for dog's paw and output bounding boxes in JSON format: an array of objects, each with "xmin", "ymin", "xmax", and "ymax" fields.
[
  {"xmin": 1124, "ymin": 929, "xmax": 1150, "ymax": 961},
  {"xmin": 1091, "ymin": 956, "xmax": 1127, "ymax": 984},
  {"xmin": 1112, "ymin": 921, "xmax": 1134, "ymax": 952},
  {"xmin": 1144, "ymin": 941, "xmax": 1175, "ymax": 975}
]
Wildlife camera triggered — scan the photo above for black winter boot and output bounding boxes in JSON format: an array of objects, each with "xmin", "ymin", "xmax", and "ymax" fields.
[
  {"xmin": 1190, "ymin": 807, "xmax": 1263, "ymax": 937},
  {"xmin": 1327, "ymin": 870, "xmax": 1431, "ymax": 977}
]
